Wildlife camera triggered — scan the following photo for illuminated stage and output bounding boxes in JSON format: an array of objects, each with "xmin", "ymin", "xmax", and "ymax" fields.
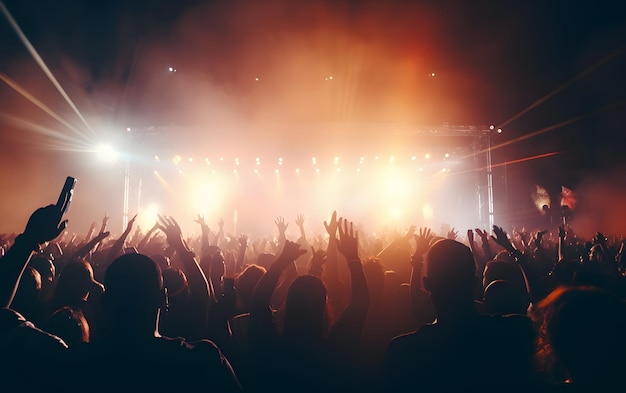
[{"xmin": 116, "ymin": 122, "xmax": 495, "ymax": 237}]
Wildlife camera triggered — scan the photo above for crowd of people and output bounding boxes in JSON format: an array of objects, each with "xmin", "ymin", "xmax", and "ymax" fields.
[{"xmin": 1, "ymin": 184, "xmax": 626, "ymax": 392}]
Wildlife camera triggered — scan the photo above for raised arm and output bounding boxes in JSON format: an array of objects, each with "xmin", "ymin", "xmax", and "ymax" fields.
[
  {"xmin": 159, "ymin": 215, "xmax": 211, "ymax": 337},
  {"xmin": 274, "ymin": 216, "xmax": 288, "ymax": 252},
  {"xmin": 295, "ymin": 214, "xmax": 307, "ymax": 245},
  {"xmin": 491, "ymin": 225, "xmax": 548, "ymax": 305},
  {"xmin": 234, "ymin": 234, "xmax": 248, "ymax": 275},
  {"xmin": 327, "ymin": 218, "xmax": 369, "ymax": 352},
  {"xmin": 105, "ymin": 214, "xmax": 137, "ymax": 263},
  {"xmin": 194, "ymin": 214, "xmax": 212, "ymax": 256},
  {"xmin": 250, "ymin": 241, "xmax": 307, "ymax": 315},
  {"xmin": 0, "ymin": 204, "xmax": 67, "ymax": 308}
]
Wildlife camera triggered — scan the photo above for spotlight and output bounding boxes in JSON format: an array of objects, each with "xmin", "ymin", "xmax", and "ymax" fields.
[{"xmin": 95, "ymin": 144, "xmax": 118, "ymax": 162}]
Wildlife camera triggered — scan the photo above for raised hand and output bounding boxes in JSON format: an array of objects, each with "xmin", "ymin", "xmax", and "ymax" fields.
[
  {"xmin": 337, "ymin": 217, "xmax": 359, "ymax": 261},
  {"xmin": 217, "ymin": 218, "xmax": 225, "ymax": 231},
  {"xmin": 274, "ymin": 216, "xmax": 288, "ymax": 235},
  {"xmin": 99, "ymin": 213, "xmax": 110, "ymax": 234},
  {"xmin": 467, "ymin": 229, "xmax": 475, "ymax": 244},
  {"xmin": 158, "ymin": 214, "xmax": 187, "ymax": 251},
  {"xmin": 23, "ymin": 204, "xmax": 68, "ymax": 246},
  {"xmin": 194, "ymin": 214, "xmax": 209, "ymax": 230},
  {"xmin": 447, "ymin": 227, "xmax": 458, "ymax": 240},
  {"xmin": 534, "ymin": 230, "xmax": 548, "ymax": 248},
  {"xmin": 295, "ymin": 214, "xmax": 305, "ymax": 228},
  {"xmin": 309, "ymin": 246, "xmax": 327, "ymax": 267},
  {"xmin": 413, "ymin": 227, "xmax": 434, "ymax": 260},
  {"xmin": 323, "ymin": 210, "xmax": 339, "ymax": 238},
  {"xmin": 276, "ymin": 240, "xmax": 307, "ymax": 267},
  {"xmin": 475, "ymin": 228, "xmax": 489, "ymax": 242},
  {"xmin": 402, "ymin": 225, "xmax": 417, "ymax": 241},
  {"xmin": 490, "ymin": 225, "xmax": 516, "ymax": 253}
]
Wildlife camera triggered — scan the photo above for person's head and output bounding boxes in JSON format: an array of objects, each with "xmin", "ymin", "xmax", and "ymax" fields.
[
  {"xmin": 28, "ymin": 254, "xmax": 56, "ymax": 293},
  {"xmin": 283, "ymin": 275, "xmax": 328, "ymax": 342},
  {"xmin": 51, "ymin": 258, "xmax": 103, "ymax": 310},
  {"xmin": 46, "ymin": 306, "xmax": 89, "ymax": 346},
  {"xmin": 539, "ymin": 286, "xmax": 626, "ymax": 387},
  {"xmin": 423, "ymin": 239, "xmax": 476, "ymax": 311},
  {"xmin": 483, "ymin": 280, "xmax": 528, "ymax": 315},
  {"xmin": 256, "ymin": 252, "xmax": 276, "ymax": 271},
  {"xmin": 235, "ymin": 264, "xmax": 266, "ymax": 309},
  {"xmin": 101, "ymin": 253, "xmax": 165, "ymax": 333}
]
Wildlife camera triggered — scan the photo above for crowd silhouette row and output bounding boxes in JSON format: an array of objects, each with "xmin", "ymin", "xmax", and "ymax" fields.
[{"xmin": 1, "ymin": 182, "xmax": 626, "ymax": 392}]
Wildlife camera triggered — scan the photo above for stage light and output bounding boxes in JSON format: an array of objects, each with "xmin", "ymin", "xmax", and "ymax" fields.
[
  {"xmin": 374, "ymin": 156, "xmax": 379, "ymax": 160},
  {"xmin": 235, "ymin": 158, "xmax": 240, "ymax": 165},
  {"xmin": 256, "ymin": 157, "xmax": 261, "ymax": 165},
  {"xmin": 489, "ymin": 125, "xmax": 495, "ymax": 130},
  {"xmin": 188, "ymin": 157, "xmax": 193, "ymax": 163},
  {"xmin": 360, "ymin": 156, "xmax": 365, "ymax": 164},
  {"xmin": 254, "ymin": 168, "xmax": 259, "ymax": 174},
  {"xmin": 442, "ymin": 168, "xmax": 448, "ymax": 172},
  {"xmin": 138, "ymin": 203, "xmax": 160, "ymax": 230},
  {"xmin": 126, "ymin": 127, "xmax": 131, "ymax": 132},
  {"xmin": 315, "ymin": 168, "xmax": 320, "ymax": 173},
  {"xmin": 444, "ymin": 153, "xmax": 449, "ymax": 158},
  {"xmin": 95, "ymin": 144, "xmax": 118, "ymax": 162},
  {"xmin": 168, "ymin": 67, "xmax": 176, "ymax": 72},
  {"xmin": 389, "ymin": 156, "xmax": 395, "ymax": 163},
  {"xmin": 430, "ymin": 72, "xmax": 435, "ymax": 77},
  {"xmin": 312, "ymin": 157, "xmax": 317, "ymax": 165},
  {"xmin": 172, "ymin": 155, "xmax": 181, "ymax": 165},
  {"xmin": 334, "ymin": 156, "xmax": 339, "ymax": 164},
  {"xmin": 424, "ymin": 153, "xmax": 431, "ymax": 159},
  {"xmin": 497, "ymin": 128, "xmax": 503, "ymax": 134},
  {"xmin": 154, "ymin": 155, "xmax": 160, "ymax": 161},
  {"xmin": 275, "ymin": 169, "xmax": 279, "ymax": 173},
  {"xmin": 233, "ymin": 169, "xmax": 238, "ymax": 174},
  {"xmin": 329, "ymin": 75, "xmax": 333, "ymax": 80},
  {"xmin": 336, "ymin": 168, "xmax": 341, "ymax": 173},
  {"xmin": 295, "ymin": 168, "xmax": 300, "ymax": 174},
  {"xmin": 153, "ymin": 170, "xmax": 158, "ymax": 175},
  {"xmin": 411, "ymin": 155, "xmax": 416, "ymax": 161},
  {"xmin": 356, "ymin": 168, "xmax": 361, "ymax": 173},
  {"xmin": 178, "ymin": 169, "xmax": 183, "ymax": 174},
  {"xmin": 255, "ymin": 77, "xmax": 259, "ymax": 81},
  {"xmin": 418, "ymin": 167, "xmax": 423, "ymax": 172},
  {"xmin": 219, "ymin": 157, "xmax": 224, "ymax": 162}
]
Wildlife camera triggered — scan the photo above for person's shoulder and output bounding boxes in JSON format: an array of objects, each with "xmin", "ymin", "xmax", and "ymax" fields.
[
  {"xmin": 157, "ymin": 336, "xmax": 226, "ymax": 363},
  {"xmin": 0, "ymin": 307, "xmax": 68, "ymax": 352},
  {"xmin": 388, "ymin": 323, "xmax": 436, "ymax": 349}
]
